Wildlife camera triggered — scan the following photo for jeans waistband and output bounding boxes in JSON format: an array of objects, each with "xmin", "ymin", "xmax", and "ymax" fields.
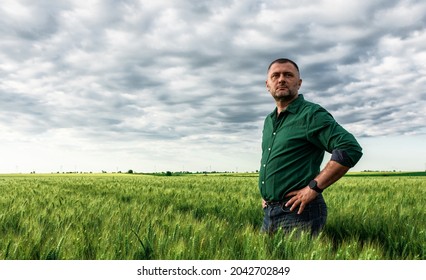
[
  {"xmin": 264, "ymin": 197, "xmax": 290, "ymax": 207},
  {"xmin": 265, "ymin": 193, "xmax": 323, "ymax": 207}
]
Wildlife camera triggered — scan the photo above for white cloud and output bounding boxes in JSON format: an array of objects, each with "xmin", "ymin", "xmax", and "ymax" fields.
[{"xmin": 1, "ymin": 0, "xmax": 425, "ymax": 173}]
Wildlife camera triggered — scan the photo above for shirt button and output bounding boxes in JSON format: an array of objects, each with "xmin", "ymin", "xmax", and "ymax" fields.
[
  {"xmin": 268, "ymin": 147, "xmax": 271, "ymax": 151},
  {"xmin": 273, "ymin": 132, "xmax": 276, "ymax": 135},
  {"xmin": 261, "ymin": 181, "xmax": 265, "ymax": 184},
  {"xmin": 263, "ymin": 164, "xmax": 266, "ymax": 167}
]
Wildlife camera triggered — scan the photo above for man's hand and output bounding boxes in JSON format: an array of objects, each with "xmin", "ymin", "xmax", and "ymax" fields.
[
  {"xmin": 284, "ymin": 160, "xmax": 350, "ymax": 214},
  {"xmin": 262, "ymin": 199, "xmax": 267, "ymax": 209},
  {"xmin": 284, "ymin": 187, "xmax": 318, "ymax": 214}
]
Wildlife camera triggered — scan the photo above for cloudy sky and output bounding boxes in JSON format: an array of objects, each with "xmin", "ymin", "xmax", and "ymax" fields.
[{"xmin": 1, "ymin": 0, "xmax": 425, "ymax": 173}]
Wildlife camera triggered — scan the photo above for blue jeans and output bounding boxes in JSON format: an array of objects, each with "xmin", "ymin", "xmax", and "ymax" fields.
[{"xmin": 261, "ymin": 194, "xmax": 327, "ymax": 236}]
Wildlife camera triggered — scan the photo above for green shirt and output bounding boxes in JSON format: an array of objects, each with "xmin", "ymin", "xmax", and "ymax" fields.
[{"xmin": 259, "ymin": 94, "xmax": 363, "ymax": 201}]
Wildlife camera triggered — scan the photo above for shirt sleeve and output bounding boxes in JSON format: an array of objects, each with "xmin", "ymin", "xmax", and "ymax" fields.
[{"xmin": 306, "ymin": 106, "xmax": 363, "ymax": 168}]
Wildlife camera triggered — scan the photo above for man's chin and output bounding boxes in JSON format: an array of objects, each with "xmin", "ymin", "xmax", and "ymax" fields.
[{"xmin": 273, "ymin": 93, "xmax": 297, "ymax": 102}]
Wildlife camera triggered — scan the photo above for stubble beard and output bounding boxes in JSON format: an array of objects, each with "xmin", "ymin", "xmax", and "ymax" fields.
[{"xmin": 272, "ymin": 88, "xmax": 297, "ymax": 102}]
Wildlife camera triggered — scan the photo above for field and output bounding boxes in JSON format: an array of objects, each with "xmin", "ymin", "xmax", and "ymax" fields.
[{"xmin": 0, "ymin": 172, "xmax": 424, "ymax": 260}]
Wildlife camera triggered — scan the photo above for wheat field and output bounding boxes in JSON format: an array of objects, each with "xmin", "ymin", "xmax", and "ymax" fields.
[{"xmin": 0, "ymin": 173, "xmax": 424, "ymax": 260}]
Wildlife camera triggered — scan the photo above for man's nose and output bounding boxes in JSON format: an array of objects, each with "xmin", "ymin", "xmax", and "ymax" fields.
[{"xmin": 278, "ymin": 74, "xmax": 286, "ymax": 82}]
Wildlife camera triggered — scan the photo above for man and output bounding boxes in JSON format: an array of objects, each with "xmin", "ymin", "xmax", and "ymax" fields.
[{"xmin": 259, "ymin": 58, "xmax": 363, "ymax": 235}]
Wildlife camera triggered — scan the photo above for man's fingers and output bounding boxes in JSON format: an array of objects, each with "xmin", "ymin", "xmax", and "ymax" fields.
[
  {"xmin": 284, "ymin": 188, "xmax": 310, "ymax": 213},
  {"xmin": 289, "ymin": 198, "xmax": 301, "ymax": 211},
  {"xmin": 285, "ymin": 191, "xmax": 297, "ymax": 197},
  {"xmin": 297, "ymin": 203, "xmax": 305, "ymax": 214},
  {"xmin": 285, "ymin": 196, "xmax": 297, "ymax": 207}
]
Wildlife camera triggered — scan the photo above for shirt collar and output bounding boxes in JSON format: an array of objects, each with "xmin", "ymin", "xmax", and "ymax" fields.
[
  {"xmin": 269, "ymin": 94, "xmax": 305, "ymax": 117},
  {"xmin": 286, "ymin": 94, "xmax": 304, "ymax": 114}
]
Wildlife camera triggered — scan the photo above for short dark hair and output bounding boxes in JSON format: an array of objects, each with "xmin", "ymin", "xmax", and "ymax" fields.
[{"xmin": 267, "ymin": 58, "xmax": 300, "ymax": 74}]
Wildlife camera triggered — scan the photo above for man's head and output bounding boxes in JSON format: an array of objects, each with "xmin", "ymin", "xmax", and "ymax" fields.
[
  {"xmin": 267, "ymin": 58, "xmax": 300, "ymax": 75},
  {"xmin": 266, "ymin": 58, "xmax": 302, "ymax": 102}
]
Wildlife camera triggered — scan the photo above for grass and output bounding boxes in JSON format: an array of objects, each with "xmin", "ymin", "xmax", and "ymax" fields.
[{"xmin": 0, "ymin": 173, "xmax": 424, "ymax": 260}]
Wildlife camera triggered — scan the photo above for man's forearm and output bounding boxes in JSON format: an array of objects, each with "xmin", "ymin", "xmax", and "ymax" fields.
[{"xmin": 315, "ymin": 160, "xmax": 350, "ymax": 191}]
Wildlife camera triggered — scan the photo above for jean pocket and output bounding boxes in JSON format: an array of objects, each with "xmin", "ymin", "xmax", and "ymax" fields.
[{"xmin": 280, "ymin": 203, "xmax": 292, "ymax": 213}]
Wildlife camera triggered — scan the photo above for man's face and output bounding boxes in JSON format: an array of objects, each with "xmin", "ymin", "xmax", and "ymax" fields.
[{"xmin": 266, "ymin": 62, "xmax": 302, "ymax": 102}]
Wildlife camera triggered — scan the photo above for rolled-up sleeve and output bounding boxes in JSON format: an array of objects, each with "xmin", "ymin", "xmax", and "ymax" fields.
[{"xmin": 307, "ymin": 107, "xmax": 363, "ymax": 168}]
